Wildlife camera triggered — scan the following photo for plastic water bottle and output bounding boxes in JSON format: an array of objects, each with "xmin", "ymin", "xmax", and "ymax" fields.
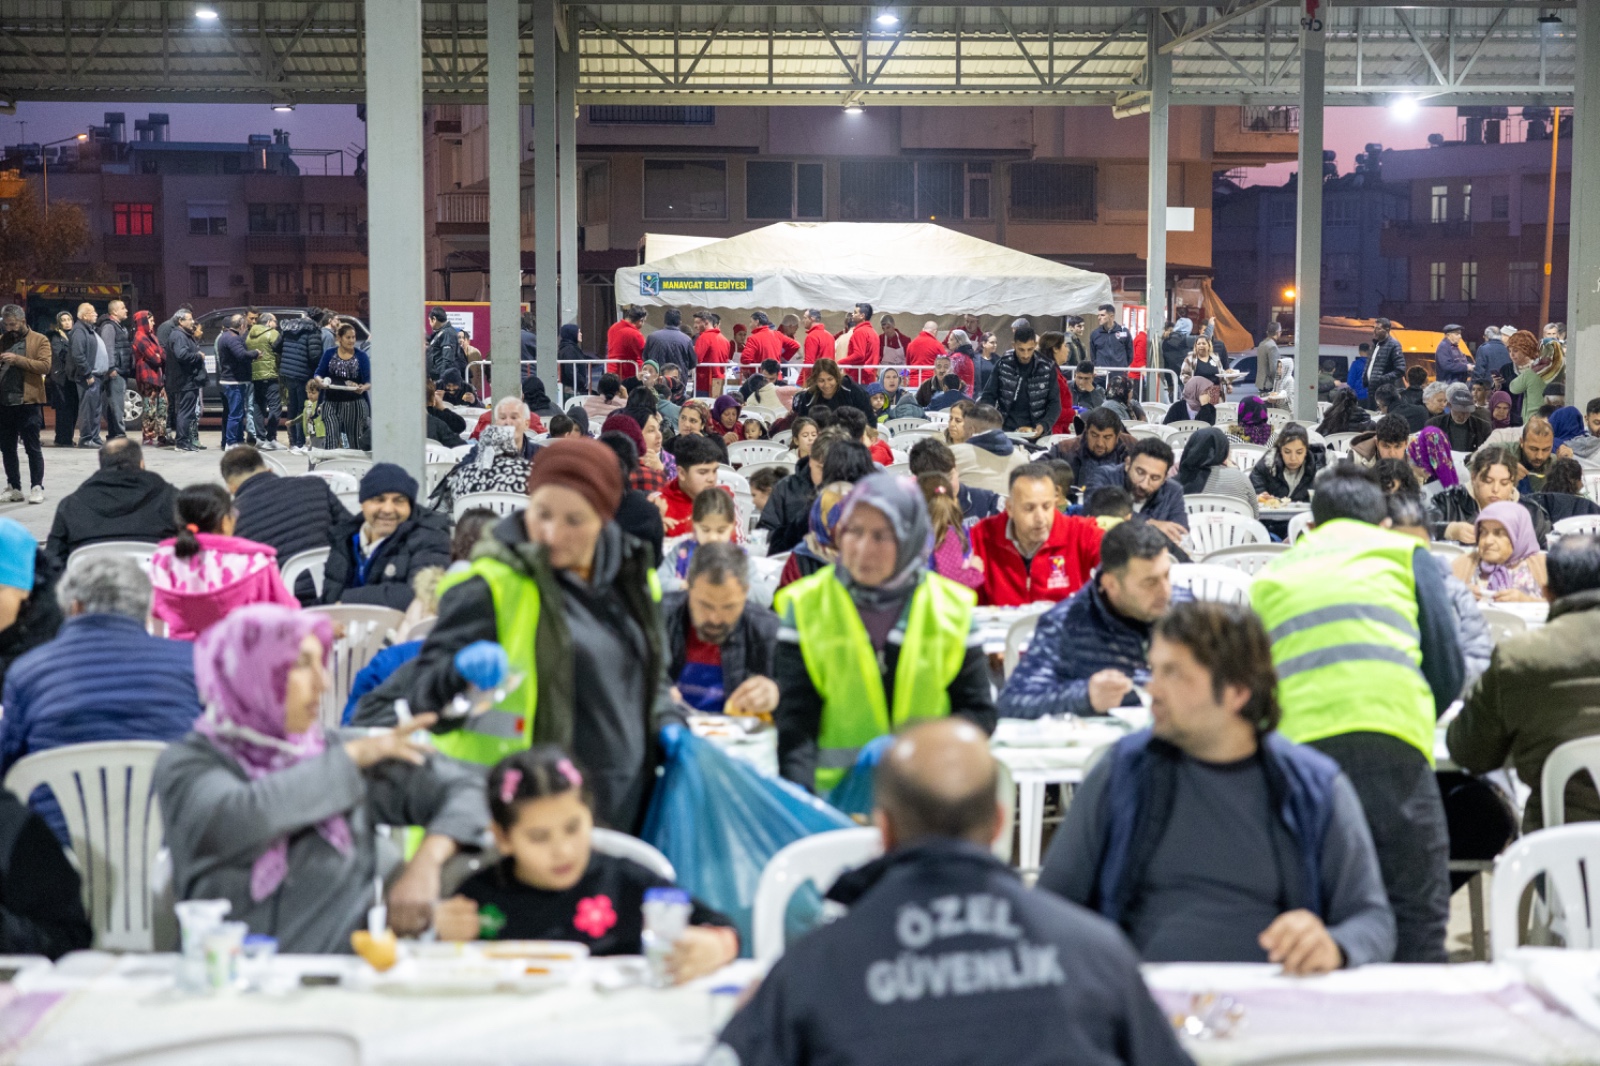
[{"xmin": 641, "ymin": 887, "xmax": 693, "ymax": 988}]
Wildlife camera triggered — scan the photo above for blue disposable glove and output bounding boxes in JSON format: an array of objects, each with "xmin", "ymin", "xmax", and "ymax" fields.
[{"xmin": 454, "ymin": 641, "xmax": 510, "ymax": 690}]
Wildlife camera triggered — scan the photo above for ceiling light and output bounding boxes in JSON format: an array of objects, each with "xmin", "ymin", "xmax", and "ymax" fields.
[
  {"xmin": 195, "ymin": 5, "xmax": 219, "ymax": 20},
  {"xmin": 1538, "ymin": 12, "xmax": 1563, "ymax": 34},
  {"xmin": 272, "ymin": 102, "xmax": 295, "ymax": 112},
  {"xmin": 875, "ymin": 10, "xmax": 899, "ymax": 27},
  {"xmin": 843, "ymin": 104, "xmax": 864, "ymax": 115},
  {"xmin": 1390, "ymin": 95, "xmax": 1420, "ymax": 121}
]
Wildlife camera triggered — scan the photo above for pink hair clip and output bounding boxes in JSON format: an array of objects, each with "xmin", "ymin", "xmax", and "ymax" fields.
[
  {"xmin": 556, "ymin": 758, "xmax": 583, "ymax": 788},
  {"xmin": 499, "ymin": 768, "xmax": 523, "ymax": 805}
]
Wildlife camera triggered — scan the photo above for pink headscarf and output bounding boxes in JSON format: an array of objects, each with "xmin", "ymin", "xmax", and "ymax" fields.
[
  {"xmin": 1474, "ymin": 501, "xmax": 1540, "ymax": 593},
  {"xmin": 193, "ymin": 604, "xmax": 350, "ymax": 902}
]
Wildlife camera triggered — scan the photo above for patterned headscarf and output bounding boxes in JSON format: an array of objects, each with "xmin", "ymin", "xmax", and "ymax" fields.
[
  {"xmin": 1407, "ymin": 426, "xmax": 1458, "ymax": 489},
  {"xmin": 1475, "ymin": 501, "xmax": 1540, "ymax": 592},
  {"xmin": 1237, "ymin": 396, "xmax": 1272, "ymax": 446},
  {"xmin": 193, "ymin": 605, "xmax": 349, "ymax": 902},
  {"xmin": 794, "ymin": 481, "xmax": 852, "ymax": 565}
]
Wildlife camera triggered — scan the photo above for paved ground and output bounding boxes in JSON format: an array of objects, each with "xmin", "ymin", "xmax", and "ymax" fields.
[{"xmin": 0, "ymin": 428, "xmax": 314, "ymax": 542}]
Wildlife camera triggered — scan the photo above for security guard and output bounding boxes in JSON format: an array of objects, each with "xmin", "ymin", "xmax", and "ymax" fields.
[
  {"xmin": 711, "ymin": 719, "xmax": 1193, "ymax": 1066},
  {"xmin": 772, "ymin": 473, "xmax": 995, "ymax": 796},
  {"xmin": 1251, "ymin": 465, "xmax": 1463, "ymax": 963},
  {"xmin": 408, "ymin": 437, "xmax": 673, "ymax": 833}
]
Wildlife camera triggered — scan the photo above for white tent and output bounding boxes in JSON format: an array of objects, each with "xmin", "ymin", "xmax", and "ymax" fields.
[{"xmin": 615, "ymin": 222, "xmax": 1114, "ymax": 321}]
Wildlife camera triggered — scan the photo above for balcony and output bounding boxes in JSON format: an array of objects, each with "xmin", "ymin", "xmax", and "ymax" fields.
[
  {"xmin": 247, "ymin": 233, "xmax": 305, "ymax": 259},
  {"xmin": 1213, "ymin": 107, "xmax": 1299, "ymax": 167},
  {"xmin": 1385, "ymin": 219, "xmax": 1477, "ymax": 240},
  {"xmin": 436, "ymin": 191, "xmax": 488, "ymax": 235},
  {"xmin": 1241, "ymin": 106, "xmax": 1299, "ymax": 134},
  {"xmin": 102, "ymin": 234, "xmax": 159, "ymax": 260}
]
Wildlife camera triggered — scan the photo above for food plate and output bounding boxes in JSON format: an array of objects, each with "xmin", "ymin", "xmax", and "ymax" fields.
[{"xmin": 360, "ymin": 941, "xmax": 590, "ymax": 994}]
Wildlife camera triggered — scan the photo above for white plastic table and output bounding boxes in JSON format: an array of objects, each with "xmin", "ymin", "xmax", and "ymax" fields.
[
  {"xmin": 8, "ymin": 953, "xmax": 761, "ymax": 1066},
  {"xmin": 990, "ymin": 717, "xmax": 1130, "ymax": 873}
]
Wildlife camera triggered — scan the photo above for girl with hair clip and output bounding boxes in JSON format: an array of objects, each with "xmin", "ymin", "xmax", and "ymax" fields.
[
  {"xmin": 150, "ymin": 483, "xmax": 298, "ymax": 641},
  {"xmin": 434, "ymin": 747, "xmax": 738, "ymax": 981},
  {"xmin": 918, "ymin": 472, "xmax": 983, "ymax": 589}
]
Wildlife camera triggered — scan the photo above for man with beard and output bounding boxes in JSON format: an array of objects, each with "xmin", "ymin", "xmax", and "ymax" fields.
[
  {"xmin": 1087, "ymin": 437, "xmax": 1189, "ymax": 547},
  {"xmin": 662, "ymin": 543, "xmax": 779, "ymax": 716}
]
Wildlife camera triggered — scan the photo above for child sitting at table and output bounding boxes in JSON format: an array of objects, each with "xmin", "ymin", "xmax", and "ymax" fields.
[
  {"xmin": 658, "ymin": 488, "xmax": 742, "ymax": 593},
  {"xmin": 435, "ymin": 747, "xmax": 738, "ymax": 982}
]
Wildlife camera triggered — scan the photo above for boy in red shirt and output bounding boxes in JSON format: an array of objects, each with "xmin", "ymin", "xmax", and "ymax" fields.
[
  {"xmin": 969, "ymin": 462, "xmax": 1104, "ymax": 606},
  {"xmin": 651, "ymin": 433, "xmax": 727, "ymax": 538}
]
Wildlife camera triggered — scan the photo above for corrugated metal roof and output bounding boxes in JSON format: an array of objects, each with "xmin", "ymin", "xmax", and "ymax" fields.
[{"xmin": 0, "ymin": 2, "xmax": 1578, "ymax": 104}]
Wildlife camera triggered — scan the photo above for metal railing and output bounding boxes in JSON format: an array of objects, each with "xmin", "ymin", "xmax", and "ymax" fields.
[
  {"xmin": 1241, "ymin": 105, "xmax": 1299, "ymax": 134},
  {"xmin": 437, "ymin": 191, "xmax": 488, "ymax": 225}
]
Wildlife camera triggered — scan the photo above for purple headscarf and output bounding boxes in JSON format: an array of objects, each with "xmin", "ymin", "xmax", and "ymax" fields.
[
  {"xmin": 193, "ymin": 605, "xmax": 351, "ymax": 902},
  {"xmin": 1407, "ymin": 426, "xmax": 1458, "ymax": 489},
  {"xmin": 1474, "ymin": 501, "xmax": 1540, "ymax": 592},
  {"xmin": 711, "ymin": 393, "xmax": 743, "ymax": 428},
  {"xmin": 1237, "ymin": 396, "xmax": 1272, "ymax": 446}
]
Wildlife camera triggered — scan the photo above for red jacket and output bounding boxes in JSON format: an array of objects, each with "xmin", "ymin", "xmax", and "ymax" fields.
[
  {"xmin": 1051, "ymin": 368, "xmax": 1076, "ymax": 435},
  {"xmin": 606, "ymin": 320, "xmax": 644, "ymax": 377},
  {"xmin": 969, "ymin": 511, "xmax": 1104, "ymax": 607},
  {"xmin": 695, "ymin": 328, "xmax": 733, "ymax": 392},
  {"xmin": 740, "ymin": 325, "xmax": 785, "ymax": 367},
  {"xmin": 657, "ymin": 478, "xmax": 697, "ymax": 538},
  {"xmin": 906, "ymin": 331, "xmax": 945, "ymax": 366},
  {"xmin": 869, "ymin": 439, "xmax": 895, "ymax": 466},
  {"xmin": 840, "ymin": 321, "xmax": 881, "ymax": 382},
  {"xmin": 803, "ymin": 324, "xmax": 833, "ymax": 367}
]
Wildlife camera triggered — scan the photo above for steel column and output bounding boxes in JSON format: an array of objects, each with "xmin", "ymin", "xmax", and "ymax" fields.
[
  {"xmin": 1145, "ymin": 11, "xmax": 1170, "ymax": 365},
  {"xmin": 487, "ymin": 0, "xmax": 521, "ymax": 401},
  {"xmin": 558, "ymin": 8, "xmax": 580, "ymax": 333},
  {"xmin": 531, "ymin": 0, "xmax": 560, "ymax": 400},
  {"xmin": 1293, "ymin": 15, "xmax": 1326, "ymax": 421},
  {"xmin": 1568, "ymin": 1, "xmax": 1600, "ymax": 406},
  {"xmin": 363, "ymin": 0, "xmax": 426, "ymax": 479}
]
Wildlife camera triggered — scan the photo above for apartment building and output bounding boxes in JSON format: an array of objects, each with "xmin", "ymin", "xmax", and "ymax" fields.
[{"xmin": 423, "ymin": 102, "xmax": 1298, "ymax": 341}]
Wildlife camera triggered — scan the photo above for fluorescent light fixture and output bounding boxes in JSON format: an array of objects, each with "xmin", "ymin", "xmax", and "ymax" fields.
[
  {"xmin": 1390, "ymin": 95, "xmax": 1420, "ymax": 121},
  {"xmin": 195, "ymin": 5, "xmax": 219, "ymax": 20},
  {"xmin": 272, "ymin": 102, "xmax": 295, "ymax": 112},
  {"xmin": 1538, "ymin": 12, "xmax": 1563, "ymax": 34},
  {"xmin": 875, "ymin": 10, "xmax": 899, "ymax": 27},
  {"xmin": 843, "ymin": 104, "xmax": 864, "ymax": 115}
]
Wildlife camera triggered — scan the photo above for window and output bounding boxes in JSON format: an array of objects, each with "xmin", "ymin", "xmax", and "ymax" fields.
[
  {"xmin": 1508, "ymin": 261, "xmax": 1540, "ymax": 301},
  {"xmin": 336, "ymin": 206, "xmax": 360, "ymax": 234},
  {"xmin": 1326, "ymin": 253, "xmax": 1358, "ymax": 279},
  {"xmin": 746, "ymin": 161, "xmax": 824, "ymax": 221},
  {"xmin": 1009, "ymin": 162, "xmax": 1097, "ymax": 222},
  {"xmin": 1462, "ymin": 183, "xmax": 1473, "ymax": 220},
  {"xmin": 588, "ymin": 106, "xmax": 715, "ymax": 126},
  {"xmin": 1267, "ymin": 198, "xmax": 1296, "ymax": 227},
  {"xmin": 582, "ymin": 163, "xmax": 610, "ymax": 225},
  {"xmin": 248, "ymin": 203, "xmax": 301, "ymax": 234},
  {"xmin": 1324, "ymin": 198, "xmax": 1359, "ymax": 228},
  {"xmin": 307, "ymin": 204, "xmax": 325, "ymax": 233},
  {"xmin": 187, "ymin": 203, "xmax": 227, "ymax": 236},
  {"xmin": 1430, "ymin": 185, "xmax": 1449, "ymax": 223},
  {"xmin": 1460, "ymin": 261, "xmax": 1479, "ymax": 301},
  {"xmin": 967, "ymin": 162, "xmax": 992, "ymax": 220},
  {"xmin": 839, "ymin": 161, "xmax": 915, "ymax": 220},
  {"xmin": 252, "ymin": 266, "xmax": 299, "ymax": 295},
  {"xmin": 642, "ymin": 159, "xmax": 726, "ymax": 221},
  {"xmin": 916, "ymin": 161, "xmax": 964, "ymax": 220},
  {"xmin": 1491, "ymin": 195, "xmax": 1510, "ymax": 221},
  {"xmin": 1269, "ymin": 253, "xmax": 1295, "ymax": 288},
  {"xmin": 189, "ymin": 266, "xmax": 210, "ymax": 297},
  {"xmin": 113, "ymin": 202, "xmax": 154, "ymax": 236},
  {"xmin": 312, "ymin": 265, "xmax": 353, "ymax": 295},
  {"xmin": 1429, "ymin": 261, "xmax": 1447, "ymax": 301}
]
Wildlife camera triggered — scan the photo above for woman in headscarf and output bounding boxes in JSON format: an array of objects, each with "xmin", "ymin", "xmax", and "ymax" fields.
[
  {"xmin": 154, "ymin": 605, "xmax": 488, "ymax": 953},
  {"xmin": 710, "ymin": 393, "xmax": 744, "ymax": 444},
  {"xmin": 777, "ymin": 481, "xmax": 851, "ymax": 590},
  {"xmin": 556, "ymin": 323, "xmax": 588, "ymax": 397},
  {"xmin": 1488, "ymin": 390, "xmax": 1514, "ymax": 431},
  {"xmin": 1164, "ymin": 375, "xmax": 1222, "ymax": 425},
  {"xmin": 770, "ymin": 472, "xmax": 996, "ymax": 795},
  {"xmin": 1452, "ymin": 501, "xmax": 1547, "ymax": 603},
  {"xmin": 1316, "ymin": 386, "xmax": 1375, "ymax": 435},
  {"xmin": 1176, "ymin": 427, "xmax": 1258, "ymax": 517},
  {"xmin": 943, "ymin": 331, "xmax": 978, "ymax": 395},
  {"xmin": 1548, "ymin": 406, "xmax": 1585, "ymax": 453},
  {"xmin": 1100, "ymin": 373, "xmax": 1146, "ymax": 423},
  {"xmin": 603, "ymin": 411, "xmax": 676, "ymax": 494},
  {"xmin": 1227, "ymin": 395, "xmax": 1273, "ymax": 446},
  {"xmin": 1408, "ymin": 425, "xmax": 1459, "ymax": 498},
  {"xmin": 1509, "ymin": 332, "xmax": 1564, "ymax": 414},
  {"xmin": 436, "ymin": 423, "xmax": 535, "ymax": 516},
  {"xmin": 1429, "ymin": 443, "xmax": 1552, "ymax": 548},
  {"xmin": 521, "ymin": 369, "xmax": 562, "ymax": 422},
  {"xmin": 131, "ymin": 310, "xmax": 170, "ymax": 447}
]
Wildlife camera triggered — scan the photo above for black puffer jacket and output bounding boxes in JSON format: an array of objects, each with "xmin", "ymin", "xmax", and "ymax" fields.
[
  {"xmin": 45, "ymin": 468, "xmax": 178, "ymax": 572},
  {"xmin": 276, "ymin": 316, "xmax": 323, "ymax": 383},
  {"xmin": 1249, "ymin": 447, "xmax": 1328, "ymax": 502},
  {"xmin": 98, "ymin": 318, "xmax": 133, "ymax": 377},
  {"xmin": 0, "ymin": 549, "xmax": 62, "ymax": 696},
  {"xmin": 232, "ymin": 472, "xmax": 353, "ymax": 604},
  {"xmin": 1428, "ymin": 488, "xmax": 1552, "ymax": 549},
  {"xmin": 321, "ymin": 508, "xmax": 453, "ymax": 610},
  {"xmin": 790, "ymin": 379, "xmax": 874, "ymax": 420},
  {"xmin": 978, "ymin": 352, "xmax": 1061, "ymax": 431},
  {"xmin": 1366, "ymin": 337, "xmax": 1406, "ymax": 393}
]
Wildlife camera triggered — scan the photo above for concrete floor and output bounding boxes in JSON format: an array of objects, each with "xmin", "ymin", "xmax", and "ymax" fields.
[{"xmin": 0, "ymin": 429, "xmax": 314, "ymax": 542}]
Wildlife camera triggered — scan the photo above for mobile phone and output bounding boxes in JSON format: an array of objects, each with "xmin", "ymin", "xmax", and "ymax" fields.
[{"xmin": 299, "ymin": 973, "xmax": 342, "ymax": 987}]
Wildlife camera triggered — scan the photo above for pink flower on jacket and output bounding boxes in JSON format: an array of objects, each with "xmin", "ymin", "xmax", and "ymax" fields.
[{"xmin": 573, "ymin": 895, "xmax": 618, "ymax": 939}]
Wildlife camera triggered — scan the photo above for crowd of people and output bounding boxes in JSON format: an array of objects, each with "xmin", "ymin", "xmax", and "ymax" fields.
[{"xmin": 1, "ymin": 296, "xmax": 1598, "ymax": 1063}]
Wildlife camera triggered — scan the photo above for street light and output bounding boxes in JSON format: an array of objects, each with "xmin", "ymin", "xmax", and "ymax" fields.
[
  {"xmin": 1283, "ymin": 288, "xmax": 1296, "ymax": 301},
  {"xmin": 1390, "ymin": 95, "xmax": 1420, "ymax": 121},
  {"xmin": 39, "ymin": 132, "xmax": 89, "ymax": 219}
]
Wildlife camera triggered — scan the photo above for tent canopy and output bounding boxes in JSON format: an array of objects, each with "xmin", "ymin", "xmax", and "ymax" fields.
[{"xmin": 615, "ymin": 222, "xmax": 1114, "ymax": 322}]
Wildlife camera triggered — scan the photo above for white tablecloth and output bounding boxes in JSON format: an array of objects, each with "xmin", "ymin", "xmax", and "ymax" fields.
[{"xmin": 8, "ymin": 954, "xmax": 762, "ymax": 1066}]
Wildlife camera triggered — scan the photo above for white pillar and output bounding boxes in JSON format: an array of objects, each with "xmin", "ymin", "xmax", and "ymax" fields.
[
  {"xmin": 487, "ymin": 0, "xmax": 522, "ymax": 402},
  {"xmin": 531, "ymin": 0, "xmax": 560, "ymax": 399},
  {"xmin": 1293, "ymin": 17, "xmax": 1326, "ymax": 421},
  {"xmin": 1145, "ymin": 12, "xmax": 1171, "ymax": 382},
  {"xmin": 558, "ymin": 10, "xmax": 580, "ymax": 333},
  {"xmin": 1568, "ymin": 2, "xmax": 1600, "ymax": 405},
  {"xmin": 364, "ymin": 0, "xmax": 426, "ymax": 479}
]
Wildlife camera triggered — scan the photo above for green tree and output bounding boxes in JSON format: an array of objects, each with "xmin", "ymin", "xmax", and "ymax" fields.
[{"xmin": 0, "ymin": 183, "xmax": 92, "ymax": 292}]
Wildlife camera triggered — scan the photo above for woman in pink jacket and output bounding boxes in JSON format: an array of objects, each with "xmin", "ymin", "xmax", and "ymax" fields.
[{"xmin": 150, "ymin": 484, "xmax": 299, "ymax": 641}]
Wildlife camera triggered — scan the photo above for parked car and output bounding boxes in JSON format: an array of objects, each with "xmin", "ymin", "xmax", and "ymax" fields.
[{"xmin": 181, "ymin": 307, "xmax": 369, "ymax": 424}]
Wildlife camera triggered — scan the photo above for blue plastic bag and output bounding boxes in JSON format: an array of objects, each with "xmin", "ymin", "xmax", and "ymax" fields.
[
  {"xmin": 824, "ymin": 734, "xmax": 895, "ymax": 817},
  {"xmin": 641, "ymin": 724, "xmax": 854, "ymax": 953}
]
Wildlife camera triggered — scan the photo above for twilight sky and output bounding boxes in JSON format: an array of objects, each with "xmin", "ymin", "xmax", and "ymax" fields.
[{"xmin": 3, "ymin": 100, "xmax": 1462, "ymax": 185}]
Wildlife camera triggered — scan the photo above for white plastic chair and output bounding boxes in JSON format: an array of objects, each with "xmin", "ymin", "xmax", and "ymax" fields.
[
  {"xmin": 1169, "ymin": 562, "xmax": 1255, "ymax": 605},
  {"xmin": 424, "ymin": 440, "xmax": 456, "ymax": 463},
  {"xmin": 717, "ymin": 466, "xmax": 752, "ymax": 495},
  {"xmin": 304, "ymin": 605, "xmax": 404, "ymax": 730},
  {"xmin": 1553, "ymin": 515, "xmax": 1600, "ymax": 538},
  {"xmin": 883, "ymin": 416, "xmax": 931, "ymax": 437},
  {"xmin": 1185, "ymin": 513, "xmax": 1272, "ymax": 558},
  {"xmin": 1491, "ymin": 823, "xmax": 1600, "ymax": 958},
  {"xmin": 453, "ymin": 490, "xmax": 526, "ymax": 519},
  {"xmin": 1542, "ymin": 737, "xmax": 1600, "ymax": 829},
  {"xmin": 1321, "ymin": 431, "xmax": 1361, "ymax": 456},
  {"xmin": 591, "ymin": 828, "xmax": 676, "ymax": 881},
  {"xmin": 84, "ymin": 1031, "xmax": 361, "ymax": 1066},
  {"xmin": 309, "ymin": 456, "xmax": 373, "ymax": 478},
  {"xmin": 740, "ymin": 459, "xmax": 796, "ymax": 483},
  {"xmin": 1166, "ymin": 419, "xmax": 1211, "ymax": 434},
  {"xmin": 752, "ymin": 828, "xmax": 883, "ymax": 965},
  {"xmin": 1142, "ymin": 402, "xmax": 1170, "ymax": 421},
  {"xmin": 1203, "ymin": 543, "xmax": 1289, "ymax": 576},
  {"xmin": 717, "ymin": 468, "xmax": 756, "ymax": 528},
  {"xmin": 424, "ymin": 460, "xmax": 457, "ymax": 495},
  {"xmin": 65, "ymin": 540, "xmax": 156, "ymax": 576},
  {"xmin": 770, "ymin": 429, "xmax": 792, "ymax": 446},
  {"xmin": 1127, "ymin": 422, "xmax": 1172, "ymax": 442},
  {"xmin": 1003, "ymin": 613, "xmax": 1041, "ymax": 679},
  {"xmin": 1228, "ymin": 444, "xmax": 1266, "ymax": 472},
  {"xmin": 259, "ymin": 452, "xmax": 293, "ymax": 477},
  {"xmin": 727, "ymin": 440, "xmax": 789, "ymax": 467},
  {"xmin": 4, "ymin": 741, "xmax": 168, "ymax": 952},
  {"xmin": 305, "ymin": 468, "xmax": 361, "ymax": 495},
  {"xmin": 925, "ymin": 409, "xmax": 951, "ymax": 425},
  {"xmin": 1266, "ymin": 408, "xmax": 1294, "ymax": 427},
  {"xmin": 1583, "ymin": 472, "xmax": 1600, "ymax": 502},
  {"xmin": 1429, "ymin": 540, "xmax": 1467, "ymax": 559},
  {"xmin": 1287, "ymin": 511, "xmax": 1314, "ymax": 544},
  {"xmin": 1479, "ymin": 607, "xmax": 1529, "ymax": 645},
  {"xmin": 747, "ymin": 554, "xmax": 787, "ymax": 609},
  {"xmin": 279, "ymin": 547, "xmax": 330, "ymax": 600},
  {"xmin": 1167, "ymin": 429, "xmax": 1198, "ymax": 449},
  {"xmin": 1183, "ymin": 493, "xmax": 1258, "ymax": 518}
]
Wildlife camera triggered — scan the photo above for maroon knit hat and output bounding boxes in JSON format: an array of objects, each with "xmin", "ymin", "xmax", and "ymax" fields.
[
  {"xmin": 601, "ymin": 412, "xmax": 646, "ymax": 456},
  {"xmin": 526, "ymin": 437, "xmax": 623, "ymax": 522}
]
